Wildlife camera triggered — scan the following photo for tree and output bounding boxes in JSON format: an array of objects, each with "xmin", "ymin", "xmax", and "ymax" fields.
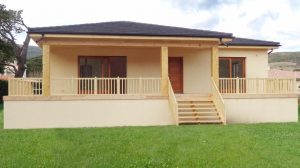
[
  {"xmin": 27, "ymin": 56, "xmax": 42, "ymax": 77},
  {"xmin": 0, "ymin": 38, "xmax": 14, "ymax": 73},
  {"xmin": 0, "ymin": 4, "xmax": 30, "ymax": 77}
]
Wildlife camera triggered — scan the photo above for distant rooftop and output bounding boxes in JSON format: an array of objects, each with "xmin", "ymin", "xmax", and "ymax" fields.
[
  {"xmin": 269, "ymin": 69, "xmax": 300, "ymax": 78},
  {"xmin": 28, "ymin": 21, "xmax": 280, "ymax": 47}
]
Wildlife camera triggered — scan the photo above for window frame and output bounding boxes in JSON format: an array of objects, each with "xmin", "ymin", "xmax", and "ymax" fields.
[
  {"xmin": 219, "ymin": 57, "xmax": 246, "ymax": 78},
  {"xmin": 78, "ymin": 56, "xmax": 127, "ymax": 78}
]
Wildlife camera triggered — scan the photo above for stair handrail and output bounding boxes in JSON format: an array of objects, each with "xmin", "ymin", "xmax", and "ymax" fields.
[
  {"xmin": 211, "ymin": 78, "xmax": 226, "ymax": 124},
  {"xmin": 167, "ymin": 77, "xmax": 179, "ymax": 125}
]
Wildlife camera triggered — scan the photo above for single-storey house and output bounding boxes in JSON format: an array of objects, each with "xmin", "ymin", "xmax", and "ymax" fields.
[{"xmin": 4, "ymin": 21, "xmax": 298, "ymax": 129}]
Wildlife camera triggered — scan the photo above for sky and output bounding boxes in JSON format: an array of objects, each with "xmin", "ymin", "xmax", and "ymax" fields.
[{"xmin": 2, "ymin": 0, "xmax": 300, "ymax": 52}]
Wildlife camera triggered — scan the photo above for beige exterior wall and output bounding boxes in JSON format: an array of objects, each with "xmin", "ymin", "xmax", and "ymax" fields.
[
  {"xmin": 219, "ymin": 48, "xmax": 269, "ymax": 78},
  {"xmin": 5, "ymin": 96, "xmax": 297, "ymax": 129},
  {"xmin": 50, "ymin": 46, "xmax": 161, "ymax": 94},
  {"xmin": 224, "ymin": 97, "xmax": 298, "ymax": 123},
  {"xmin": 169, "ymin": 48, "xmax": 211, "ymax": 94},
  {"xmin": 49, "ymin": 46, "xmax": 270, "ymax": 94},
  {"xmin": 50, "ymin": 46, "xmax": 269, "ymax": 81},
  {"xmin": 4, "ymin": 99, "xmax": 174, "ymax": 129},
  {"xmin": 50, "ymin": 46, "xmax": 161, "ymax": 78},
  {"xmin": 50, "ymin": 46, "xmax": 212, "ymax": 94}
]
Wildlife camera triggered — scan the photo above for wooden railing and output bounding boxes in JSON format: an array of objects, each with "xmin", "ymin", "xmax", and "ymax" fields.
[
  {"xmin": 167, "ymin": 77, "xmax": 179, "ymax": 125},
  {"xmin": 51, "ymin": 77, "xmax": 161, "ymax": 96},
  {"xmin": 211, "ymin": 78, "xmax": 226, "ymax": 124},
  {"xmin": 8, "ymin": 77, "xmax": 161, "ymax": 96},
  {"xmin": 8, "ymin": 78, "xmax": 42, "ymax": 96},
  {"xmin": 219, "ymin": 78, "xmax": 296, "ymax": 94}
]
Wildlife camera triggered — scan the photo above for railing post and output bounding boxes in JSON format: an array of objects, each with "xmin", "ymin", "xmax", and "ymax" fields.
[
  {"xmin": 94, "ymin": 77, "xmax": 97, "ymax": 95},
  {"xmin": 139, "ymin": 77, "xmax": 143, "ymax": 94},
  {"xmin": 117, "ymin": 77, "xmax": 120, "ymax": 94},
  {"xmin": 276, "ymin": 78, "xmax": 279, "ymax": 93},
  {"xmin": 256, "ymin": 77, "xmax": 259, "ymax": 93},
  {"xmin": 71, "ymin": 77, "xmax": 75, "ymax": 95},
  {"xmin": 236, "ymin": 77, "xmax": 239, "ymax": 93},
  {"xmin": 293, "ymin": 78, "xmax": 297, "ymax": 93},
  {"xmin": 8, "ymin": 78, "xmax": 11, "ymax": 96}
]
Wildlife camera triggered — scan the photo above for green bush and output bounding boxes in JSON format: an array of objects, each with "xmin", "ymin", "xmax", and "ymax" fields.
[{"xmin": 0, "ymin": 80, "xmax": 8, "ymax": 103}]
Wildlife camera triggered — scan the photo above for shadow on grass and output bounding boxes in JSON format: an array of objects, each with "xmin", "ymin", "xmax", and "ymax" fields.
[
  {"xmin": 0, "ymin": 103, "xmax": 3, "ymax": 129},
  {"xmin": 298, "ymin": 104, "xmax": 300, "ymax": 122}
]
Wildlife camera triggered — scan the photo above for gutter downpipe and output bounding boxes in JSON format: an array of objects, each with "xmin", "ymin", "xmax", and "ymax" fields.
[
  {"xmin": 268, "ymin": 49, "xmax": 274, "ymax": 55},
  {"xmin": 35, "ymin": 33, "xmax": 45, "ymax": 43}
]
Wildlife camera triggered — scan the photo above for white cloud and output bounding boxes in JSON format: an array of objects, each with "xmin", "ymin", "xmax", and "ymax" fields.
[
  {"xmin": 187, "ymin": 0, "xmax": 300, "ymax": 51},
  {"xmin": 2, "ymin": 0, "xmax": 300, "ymax": 51}
]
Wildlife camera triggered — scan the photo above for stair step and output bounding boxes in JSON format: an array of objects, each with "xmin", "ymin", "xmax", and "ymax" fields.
[
  {"xmin": 178, "ymin": 111, "xmax": 218, "ymax": 116},
  {"xmin": 176, "ymin": 95, "xmax": 211, "ymax": 98},
  {"xmin": 178, "ymin": 109, "xmax": 218, "ymax": 114},
  {"xmin": 177, "ymin": 100, "xmax": 213, "ymax": 102},
  {"xmin": 178, "ymin": 103, "xmax": 214, "ymax": 106},
  {"xmin": 178, "ymin": 111, "xmax": 218, "ymax": 115},
  {"xmin": 178, "ymin": 107, "xmax": 216, "ymax": 110},
  {"xmin": 179, "ymin": 116, "xmax": 220, "ymax": 119},
  {"xmin": 175, "ymin": 94, "xmax": 211, "ymax": 97},
  {"xmin": 173, "ymin": 95, "xmax": 222, "ymax": 125},
  {"xmin": 179, "ymin": 120, "xmax": 222, "ymax": 124}
]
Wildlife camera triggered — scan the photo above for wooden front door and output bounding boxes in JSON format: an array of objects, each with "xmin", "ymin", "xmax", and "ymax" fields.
[{"xmin": 168, "ymin": 57, "xmax": 183, "ymax": 93}]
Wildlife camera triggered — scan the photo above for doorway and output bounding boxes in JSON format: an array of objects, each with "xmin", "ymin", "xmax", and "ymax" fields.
[
  {"xmin": 168, "ymin": 57, "xmax": 183, "ymax": 94},
  {"xmin": 219, "ymin": 57, "xmax": 245, "ymax": 93}
]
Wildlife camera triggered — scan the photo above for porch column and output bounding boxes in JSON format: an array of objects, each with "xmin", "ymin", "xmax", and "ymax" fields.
[
  {"xmin": 42, "ymin": 44, "xmax": 51, "ymax": 96},
  {"xmin": 211, "ymin": 45, "xmax": 219, "ymax": 87},
  {"xmin": 161, "ymin": 46, "xmax": 168, "ymax": 96}
]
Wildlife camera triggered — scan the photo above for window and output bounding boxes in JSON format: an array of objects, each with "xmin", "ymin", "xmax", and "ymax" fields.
[
  {"xmin": 79, "ymin": 56, "xmax": 126, "ymax": 78},
  {"xmin": 219, "ymin": 57, "xmax": 245, "ymax": 78},
  {"xmin": 78, "ymin": 56, "xmax": 127, "ymax": 94}
]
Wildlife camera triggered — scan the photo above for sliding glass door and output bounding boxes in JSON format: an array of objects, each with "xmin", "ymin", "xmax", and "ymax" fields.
[
  {"xmin": 219, "ymin": 57, "xmax": 245, "ymax": 93},
  {"xmin": 78, "ymin": 56, "xmax": 126, "ymax": 94},
  {"xmin": 219, "ymin": 57, "xmax": 245, "ymax": 78},
  {"xmin": 79, "ymin": 57, "xmax": 126, "ymax": 78}
]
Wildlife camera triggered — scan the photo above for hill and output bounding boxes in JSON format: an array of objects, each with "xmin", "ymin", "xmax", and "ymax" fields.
[
  {"xmin": 269, "ymin": 52, "xmax": 300, "ymax": 70},
  {"xmin": 269, "ymin": 52, "xmax": 300, "ymax": 64}
]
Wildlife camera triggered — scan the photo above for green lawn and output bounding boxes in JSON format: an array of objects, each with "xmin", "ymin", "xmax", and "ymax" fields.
[{"xmin": 0, "ymin": 104, "xmax": 299, "ymax": 167}]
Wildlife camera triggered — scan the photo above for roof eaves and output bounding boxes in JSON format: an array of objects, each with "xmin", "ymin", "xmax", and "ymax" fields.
[
  {"xmin": 226, "ymin": 43, "xmax": 281, "ymax": 47},
  {"xmin": 28, "ymin": 31, "xmax": 233, "ymax": 39}
]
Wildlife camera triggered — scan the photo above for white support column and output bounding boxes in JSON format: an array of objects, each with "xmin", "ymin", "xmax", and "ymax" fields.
[
  {"xmin": 211, "ymin": 45, "xmax": 219, "ymax": 87},
  {"xmin": 42, "ymin": 44, "xmax": 51, "ymax": 96},
  {"xmin": 161, "ymin": 46, "xmax": 168, "ymax": 96}
]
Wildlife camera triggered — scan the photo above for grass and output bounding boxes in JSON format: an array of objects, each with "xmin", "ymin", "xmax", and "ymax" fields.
[{"xmin": 0, "ymin": 104, "xmax": 299, "ymax": 167}]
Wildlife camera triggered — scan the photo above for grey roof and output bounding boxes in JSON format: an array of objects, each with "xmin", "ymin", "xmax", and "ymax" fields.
[
  {"xmin": 28, "ymin": 21, "xmax": 233, "ymax": 38},
  {"xmin": 227, "ymin": 37, "xmax": 280, "ymax": 47},
  {"xmin": 28, "ymin": 21, "xmax": 280, "ymax": 47}
]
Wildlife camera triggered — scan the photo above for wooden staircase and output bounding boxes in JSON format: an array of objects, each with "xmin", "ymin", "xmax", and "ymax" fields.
[{"xmin": 176, "ymin": 95, "xmax": 223, "ymax": 124}]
